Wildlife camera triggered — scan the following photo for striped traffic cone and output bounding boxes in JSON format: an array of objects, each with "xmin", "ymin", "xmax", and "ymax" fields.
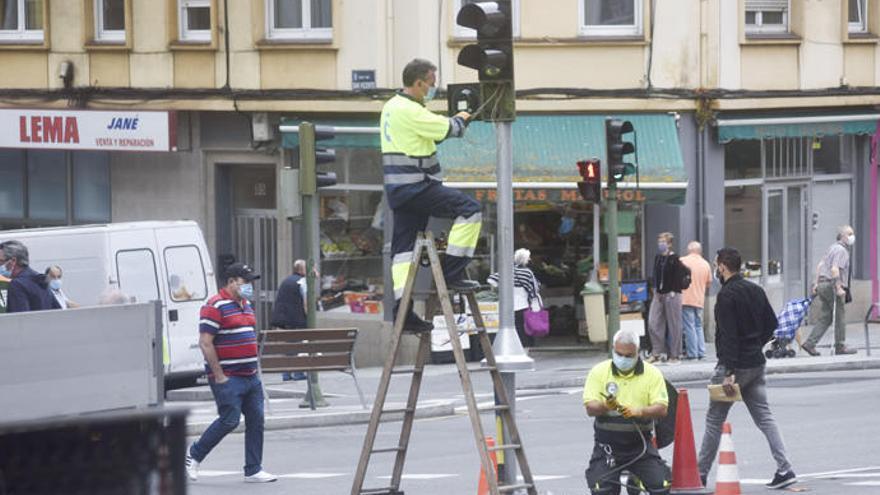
[
  {"xmin": 715, "ymin": 422, "xmax": 741, "ymax": 495},
  {"xmin": 477, "ymin": 436, "xmax": 499, "ymax": 495}
]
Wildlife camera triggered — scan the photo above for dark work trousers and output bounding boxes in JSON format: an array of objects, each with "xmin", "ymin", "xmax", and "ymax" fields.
[
  {"xmin": 390, "ymin": 182, "xmax": 482, "ymax": 301},
  {"xmin": 585, "ymin": 441, "xmax": 671, "ymax": 494}
]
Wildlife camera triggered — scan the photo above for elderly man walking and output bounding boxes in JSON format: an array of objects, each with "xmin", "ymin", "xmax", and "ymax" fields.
[
  {"xmin": 802, "ymin": 225, "xmax": 858, "ymax": 356},
  {"xmin": 679, "ymin": 242, "xmax": 712, "ymax": 360}
]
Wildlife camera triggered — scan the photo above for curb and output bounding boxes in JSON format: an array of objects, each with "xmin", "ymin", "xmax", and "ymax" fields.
[
  {"xmin": 186, "ymin": 400, "xmax": 456, "ymax": 436},
  {"xmin": 168, "ymin": 386, "xmax": 347, "ymax": 402},
  {"xmin": 516, "ymin": 357, "xmax": 880, "ymax": 390}
]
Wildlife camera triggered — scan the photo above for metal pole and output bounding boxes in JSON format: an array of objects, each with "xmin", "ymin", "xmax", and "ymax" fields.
[
  {"xmin": 299, "ymin": 122, "xmax": 327, "ymax": 408},
  {"xmin": 606, "ymin": 179, "xmax": 620, "ymax": 350},
  {"xmin": 593, "ymin": 203, "xmax": 601, "ymax": 281},
  {"xmin": 492, "ymin": 121, "xmax": 533, "ymax": 490}
]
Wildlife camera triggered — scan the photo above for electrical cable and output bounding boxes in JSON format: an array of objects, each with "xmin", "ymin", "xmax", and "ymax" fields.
[{"xmin": 594, "ymin": 415, "xmax": 651, "ymax": 494}]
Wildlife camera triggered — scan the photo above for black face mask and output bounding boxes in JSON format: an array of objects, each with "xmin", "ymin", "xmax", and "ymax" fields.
[{"xmin": 715, "ymin": 269, "xmax": 724, "ymax": 282}]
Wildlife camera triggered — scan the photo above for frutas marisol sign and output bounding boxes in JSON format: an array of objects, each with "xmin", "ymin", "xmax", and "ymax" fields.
[{"xmin": 0, "ymin": 109, "xmax": 176, "ymax": 152}]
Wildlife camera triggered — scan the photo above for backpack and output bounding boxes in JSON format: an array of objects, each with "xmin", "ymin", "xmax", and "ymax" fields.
[{"xmin": 674, "ymin": 258, "xmax": 692, "ymax": 292}]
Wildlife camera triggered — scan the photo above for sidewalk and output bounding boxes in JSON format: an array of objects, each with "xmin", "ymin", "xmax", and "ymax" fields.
[{"xmin": 177, "ymin": 322, "xmax": 880, "ymax": 435}]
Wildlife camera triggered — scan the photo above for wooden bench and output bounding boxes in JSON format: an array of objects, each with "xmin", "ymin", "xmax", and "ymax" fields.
[{"xmin": 258, "ymin": 327, "xmax": 366, "ymax": 410}]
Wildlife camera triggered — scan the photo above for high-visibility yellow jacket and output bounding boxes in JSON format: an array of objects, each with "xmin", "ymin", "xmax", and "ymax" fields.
[{"xmin": 380, "ymin": 92, "xmax": 466, "ymax": 208}]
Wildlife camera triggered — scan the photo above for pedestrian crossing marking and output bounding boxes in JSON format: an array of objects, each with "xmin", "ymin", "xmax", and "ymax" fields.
[
  {"xmin": 846, "ymin": 481, "xmax": 880, "ymax": 486},
  {"xmin": 196, "ymin": 470, "xmax": 239, "ymax": 477},
  {"xmin": 800, "ymin": 465, "xmax": 880, "ymax": 478},
  {"xmin": 518, "ymin": 475, "xmax": 570, "ymax": 482},
  {"xmin": 277, "ymin": 473, "xmax": 348, "ymax": 479},
  {"xmin": 817, "ymin": 472, "xmax": 880, "ymax": 479},
  {"xmin": 378, "ymin": 474, "xmax": 458, "ymax": 480}
]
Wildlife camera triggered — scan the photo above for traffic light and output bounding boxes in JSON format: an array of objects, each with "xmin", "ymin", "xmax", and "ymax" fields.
[
  {"xmin": 605, "ymin": 118, "xmax": 636, "ymax": 182},
  {"xmin": 576, "ymin": 159, "xmax": 601, "ymax": 203},
  {"xmin": 447, "ymin": 83, "xmax": 482, "ymax": 118},
  {"xmin": 300, "ymin": 123, "xmax": 337, "ymax": 195},
  {"xmin": 456, "ymin": 1, "xmax": 514, "ymax": 121}
]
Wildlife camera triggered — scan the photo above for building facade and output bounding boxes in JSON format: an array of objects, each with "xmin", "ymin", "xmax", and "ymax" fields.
[{"xmin": 1, "ymin": 0, "xmax": 878, "ymax": 353}]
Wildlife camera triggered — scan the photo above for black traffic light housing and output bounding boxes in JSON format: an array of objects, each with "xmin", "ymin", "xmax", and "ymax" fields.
[
  {"xmin": 576, "ymin": 159, "xmax": 601, "ymax": 203},
  {"xmin": 605, "ymin": 118, "xmax": 636, "ymax": 182},
  {"xmin": 455, "ymin": 1, "xmax": 514, "ymax": 121},
  {"xmin": 447, "ymin": 83, "xmax": 482, "ymax": 118},
  {"xmin": 300, "ymin": 123, "xmax": 337, "ymax": 195}
]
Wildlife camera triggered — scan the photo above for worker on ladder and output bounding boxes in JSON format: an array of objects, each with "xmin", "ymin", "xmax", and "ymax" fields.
[{"xmin": 381, "ymin": 58, "xmax": 481, "ymax": 333}]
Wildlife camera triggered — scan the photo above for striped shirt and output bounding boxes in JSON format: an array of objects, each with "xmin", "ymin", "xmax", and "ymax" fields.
[
  {"xmin": 487, "ymin": 266, "xmax": 543, "ymax": 311},
  {"xmin": 199, "ymin": 288, "xmax": 258, "ymax": 377}
]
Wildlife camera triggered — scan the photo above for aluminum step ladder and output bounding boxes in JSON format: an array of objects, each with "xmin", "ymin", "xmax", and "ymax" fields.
[{"xmin": 350, "ymin": 231, "xmax": 537, "ymax": 495}]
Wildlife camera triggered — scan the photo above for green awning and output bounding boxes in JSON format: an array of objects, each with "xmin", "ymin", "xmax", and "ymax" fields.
[
  {"xmin": 716, "ymin": 114, "xmax": 880, "ymax": 143},
  {"xmin": 280, "ymin": 113, "xmax": 688, "ymax": 204}
]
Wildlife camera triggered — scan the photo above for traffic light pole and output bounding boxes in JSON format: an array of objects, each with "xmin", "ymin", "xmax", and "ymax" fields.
[
  {"xmin": 493, "ymin": 121, "xmax": 533, "ymax": 490},
  {"xmin": 605, "ymin": 180, "xmax": 620, "ymax": 350},
  {"xmin": 298, "ymin": 122, "xmax": 328, "ymax": 408}
]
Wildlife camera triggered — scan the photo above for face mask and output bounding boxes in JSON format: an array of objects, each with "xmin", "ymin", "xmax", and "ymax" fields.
[
  {"xmin": 612, "ymin": 351, "xmax": 638, "ymax": 372},
  {"xmin": 424, "ymin": 85, "xmax": 437, "ymax": 102},
  {"xmin": 715, "ymin": 269, "xmax": 724, "ymax": 282},
  {"xmin": 49, "ymin": 279, "xmax": 62, "ymax": 291},
  {"xmin": 847, "ymin": 234, "xmax": 855, "ymax": 246},
  {"xmin": 239, "ymin": 283, "xmax": 254, "ymax": 299},
  {"xmin": 657, "ymin": 242, "xmax": 668, "ymax": 254},
  {"xmin": 0, "ymin": 261, "xmax": 11, "ymax": 278}
]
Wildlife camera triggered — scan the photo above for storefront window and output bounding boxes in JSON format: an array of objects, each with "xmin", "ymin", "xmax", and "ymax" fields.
[
  {"xmin": 724, "ymin": 140, "xmax": 761, "ymax": 180},
  {"xmin": 27, "ymin": 150, "xmax": 67, "ymax": 221},
  {"xmin": 73, "ymin": 151, "xmax": 110, "ymax": 223},
  {"xmin": 812, "ymin": 135, "xmax": 855, "ymax": 175},
  {"xmin": 0, "ymin": 150, "xmax": 25, "ymax": 218},
  {"xmin": 724, "ymin": 185, "xmax": 762, "ymax": 277}
]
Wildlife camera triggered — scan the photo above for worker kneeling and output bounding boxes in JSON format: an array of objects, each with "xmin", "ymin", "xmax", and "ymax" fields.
[{"xmin": 583, "ymin": 329, "xmax": 672, "ymax": 495}]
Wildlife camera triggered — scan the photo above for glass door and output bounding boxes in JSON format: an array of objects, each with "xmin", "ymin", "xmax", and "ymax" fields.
[{"xmin": 763, "ymin": 183, "xmax": 808, "ymax": 302}]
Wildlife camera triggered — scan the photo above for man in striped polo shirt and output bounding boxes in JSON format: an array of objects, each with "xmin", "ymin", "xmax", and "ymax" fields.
[{"xmin": 185, "ymin": 262, "xmax": 276, "ymax": 483}]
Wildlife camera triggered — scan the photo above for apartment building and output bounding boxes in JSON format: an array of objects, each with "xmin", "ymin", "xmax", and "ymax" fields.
[{"xmin": 0, "ymin": 0, "xmax": 878, "ymax": 345}]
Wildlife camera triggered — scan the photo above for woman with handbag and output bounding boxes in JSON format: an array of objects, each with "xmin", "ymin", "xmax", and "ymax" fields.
[{"xmin": 487, "ymin": 248, "xmax": 547, "ymax": 347}]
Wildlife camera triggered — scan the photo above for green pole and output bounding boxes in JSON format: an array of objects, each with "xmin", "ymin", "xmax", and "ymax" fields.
[
  {"xmin": 605, "ymin": 179, "xmax": 620, "ymax": 353},
  {"xmin": 299, "ymin": 122, "xmax": 328, "ymax": 409}
]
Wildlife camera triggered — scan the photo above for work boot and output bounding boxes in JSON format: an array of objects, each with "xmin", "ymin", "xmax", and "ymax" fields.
[
  {"xmin": 834, "ymin": 344, "xmax": 857, "ymax": 355},
  {"xmin": 446, "ymin": 279, "xmax": 481, "ymax": 293},
  {"xmin": 392, "ymin": 302, "xmax": 433, "ymax": 334},
  {"xmin": 800, "ymin": 342, "xmax": 820, "ymax": 356}
]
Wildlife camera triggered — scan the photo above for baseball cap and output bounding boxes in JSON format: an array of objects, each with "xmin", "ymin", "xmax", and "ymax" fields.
[{"xmin": 225, "ymin": 262, "xmax": 260, "ymax": 282}]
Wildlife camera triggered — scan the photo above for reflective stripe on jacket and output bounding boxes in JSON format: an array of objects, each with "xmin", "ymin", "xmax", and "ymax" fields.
[{"xmin": 380, "ymin": 92, "xmax": 465, "ymax": 208}]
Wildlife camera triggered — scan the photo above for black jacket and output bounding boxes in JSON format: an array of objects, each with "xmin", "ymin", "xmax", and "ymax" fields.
[
  {"xmin": 652, "ymin": 253, "xmax": 682, "ymax": 294},
  {"xmin": 271, "ymin": 273, "xmax": 307, "ymax": 329},
  {"xmin": 7, "ymin": 267, "xmax": 61, "ymax": 313},
  {"xmin": 714, "ymin": 273, "xmax": 778, "ymax": 371}
]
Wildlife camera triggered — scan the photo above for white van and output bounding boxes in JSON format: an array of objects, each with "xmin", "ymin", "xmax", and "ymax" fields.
[{"xmin": 0, "ymin": 221, "xmax": 216, "ymax": 387}]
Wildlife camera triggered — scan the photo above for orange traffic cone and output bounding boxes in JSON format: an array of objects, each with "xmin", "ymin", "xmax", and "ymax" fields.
[
  {"xmin": 477, "ymin": 436, "xmax": 499, "ymax": 495},
  {"xmin": 671, "ymin": 389, "xmax": 711, "ymax": 493},
  {"xmin": 715, "ymin": 422, "xmax": 742, "ymax": 495}
]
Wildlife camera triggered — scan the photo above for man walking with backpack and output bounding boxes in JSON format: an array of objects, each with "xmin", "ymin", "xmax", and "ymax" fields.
[{"xmin": 647, "ymin": 232, "xmax": 688, "ymax": 365}]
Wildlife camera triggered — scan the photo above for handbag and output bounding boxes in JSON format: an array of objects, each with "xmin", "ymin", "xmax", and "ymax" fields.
[{"xmin": 524, "ymin": 306, "xmax": 550, "ymax": 337}]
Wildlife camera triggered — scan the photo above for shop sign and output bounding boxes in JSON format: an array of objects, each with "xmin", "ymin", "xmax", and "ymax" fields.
[
  {"xmin": 470, "ymin": 188, "xmax": 648, "ymax": 203},
  {"xmin": 0, "ymin": 109, "xmax": 175, "ymax": 152}
]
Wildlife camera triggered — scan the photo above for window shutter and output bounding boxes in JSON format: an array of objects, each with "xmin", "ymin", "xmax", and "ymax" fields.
[{"xmin": 745, "ymin": 0, "xmax": 788, "ymax": 11}]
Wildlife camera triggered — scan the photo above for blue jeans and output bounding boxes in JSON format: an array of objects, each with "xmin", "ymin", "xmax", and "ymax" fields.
[
  {"xmin": 190, "ymin": 374, "xmax": 265, "ymax": 476},
  {"xmin": 681, "ymin": 305, "xmax": 706, "ymax": 359}
]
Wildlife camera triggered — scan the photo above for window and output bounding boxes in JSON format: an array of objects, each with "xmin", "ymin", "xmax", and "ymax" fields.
[
  {"xmin": 267, "ymin": 0, "xmax": 332, "ymax": 41},
  {"xmin": 72, "ymin": 152, "xmax": 111, "ymax": 223},
  {"xmin": 0, "ymin": 0, "xmax": 44, "ymax": 41},
  {"xmin": 27, "ymin": 150, "xmax": 67, "ymax": 221},
  {"xmin": 745, "ymin": 0, "xmax": 789, "ymax": 35},
  {"xmin": 95, "ymin": 0, "xmax": 125, "ymax": 42},
  {"xmin": 849, "ymin": 0, "xmax": 868, "ymax": 33},
  {"xmin": 116, "ymin": 249, "xmax": 160, "ymax": 303},
  {"xmin": 179, "ymin": 0, "xmax": 211, "ymax": 42},
  {"xmin": 0, "ymin": 151, "xmax": 24, "ymax": 218},
  {"xmin": 453, "ymin": 0, "xmax": 521, "ymax": 38},
  {"xmin": 164, "ymin": 246, "xmax": 208, "ymax": 302},
  {"xmin": 580, "ymin": 0, "xmax": 642, "ymax": 37}
]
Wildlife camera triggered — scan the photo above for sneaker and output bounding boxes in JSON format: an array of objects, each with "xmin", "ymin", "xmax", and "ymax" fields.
[
  {"xmin": 185, "ymin": 445, "xmax": 199, "ymax": 481},
  {"xmin": 700, "ymin": 473, "xmax": 708, "ymax": 488},
  {"xmin": 447, "ymin": 279, "xmax": 481, "ymax": 293},
  {"xmin": 800, "ymin": 342, "xmax": 820, "ymax": 357},
  {"xmin": 666, "ymin": 358, "xmax": 681, "ymax": 366},
  {"xmin": 645, "ymin": 355, "xmax": 661, "ymax": 364},
  {"xmin": 244, "ymin": 470, "xmax": 278, "ymax": 483},
  {"xmin": 766, "ymin": 470, "xmax": 797, "ymax": 489},
  {"xmin": 835, "ymin": 345, "xmax": 857, "ymax": 355},
  {"xmin": 401, "ymin": 310, "xmax": 434, "ymax": 334}
]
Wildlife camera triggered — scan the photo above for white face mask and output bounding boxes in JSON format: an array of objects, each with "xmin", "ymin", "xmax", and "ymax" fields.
[{"xmin": 846, "ymin": 234, "xmax": 855, "ymax": 246}]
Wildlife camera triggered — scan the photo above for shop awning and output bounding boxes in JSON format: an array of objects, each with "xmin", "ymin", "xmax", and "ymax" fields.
[
  {"xmin": 280, "ymin": 113, "xmax": 688, "ymax": 204},
  {"xmin": 715, "ymin": 113, "xmax": 880, "ymax": 143},
  {"xmin": 437, "ymin": 113, "xmax": 687, "ymax": 204}
]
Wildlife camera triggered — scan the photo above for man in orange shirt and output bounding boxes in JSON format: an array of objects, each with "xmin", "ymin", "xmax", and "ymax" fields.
[{"xmin": 679, "ymin": 241, "xmax": 712, "ymax": 360}]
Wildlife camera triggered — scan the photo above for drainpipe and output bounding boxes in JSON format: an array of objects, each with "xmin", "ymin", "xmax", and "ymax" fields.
[{"xmin": 871, "ymin": 122, "xmax": 879, "ymax": 317}]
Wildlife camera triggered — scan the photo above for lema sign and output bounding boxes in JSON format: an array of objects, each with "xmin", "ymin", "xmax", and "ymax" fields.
[{"xmin": 0, "ymin": 109, "xmax": 176, "ymax": 152}]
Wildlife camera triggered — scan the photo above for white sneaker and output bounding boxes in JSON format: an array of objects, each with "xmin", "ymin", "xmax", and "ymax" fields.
[
  {"xmin": 244, "ymin": 470, "xmax": 278, "ymax": 483},
  {"xmin": 185, "ymin": 445, "xmax": 200, "ymax": 481}
]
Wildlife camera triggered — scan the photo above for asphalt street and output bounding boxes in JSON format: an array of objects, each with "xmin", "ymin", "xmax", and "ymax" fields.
[{"xmin": 186, "ymin": 369, "xmax": 880, "ymax": 494}]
